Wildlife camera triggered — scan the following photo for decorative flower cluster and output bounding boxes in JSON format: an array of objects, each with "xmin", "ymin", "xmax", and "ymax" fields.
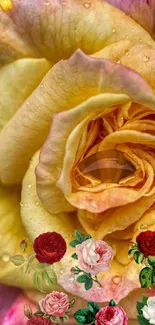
[
  {"xmin": 25, "ymin": 294, "xmax": 128, "ymax": 325},
  {"xmin": 69, "ymin": 230, "xmax": 113, "ymax": 290},
  {"xmin": 129, "ymin": 231, "xmax": 155, "ymax": 288}
]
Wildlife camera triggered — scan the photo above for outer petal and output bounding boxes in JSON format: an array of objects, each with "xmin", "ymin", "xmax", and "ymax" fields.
[
  {"xmin": 0, "ymin": 58, "xmax": 51, "ymax": 130},
  {"xmin": 36, "ymin": 50, "xmax": 155, "ymax": 214},
  {"xmin": 104, "ymin": 0, "xmax": 155, "ymax": 34},
  {"xmin": 0, "ymin": 186, "xmax": 34, "ymax": 289},
  {"xmin": 0, "ymin": 0, "xmax": 154, "ymax": 64}
]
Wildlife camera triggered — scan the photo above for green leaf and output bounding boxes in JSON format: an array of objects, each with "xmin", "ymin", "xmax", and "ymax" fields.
[
  {"xmin": 74, "ymin": 309, "xmax": 95, "ymax": 324},
  {"xmin": 148, "ymin": 256, "xmax": 155, "ymax": 266},
  {"xmin": 142, "ymin": 296, "xmax": 148, "ymax": 305},
  {"xmin": 34, "ymin": 311, "xmax": 44, "ymax": 317},
  {"xmin": 134, "ymin": 251, "xmax": 144, "ymax": 264},
  {"xmin": 85, "ymin": 277, "xmax": 93, "ymax": 291},
  {"xmin": 69, "ymin": 240, "xmax": 79, "ymax": 247},
  {"xmin": 75, "ymin": 230, "xmax": 85, "ymax": 243},
  {"xmin": 23, "ymin": 263, "xmax": 31, "ymax": 274},
  {"xmin": 88, "ymin": 302, "xmax": 100, "ymax": 315},
  {"xmin": 10, "ymin": 255, "xmax": 25, "ymax": 266},
  {"xmin": 36, "ymin": 262, "xmax": 46, "ymax": 269},
  {"xmin": 136, "ymin": 302, "xmax": 145, "ymax": 315},
  {"xmin": 42, "ymin": 270, "xmax": 57, "ymax": 287},
  {"xmin": 33, "ymin": 272, "xmax": 46, "ymax": 293},
  {"xmin": 139, "ymin": 267, "xmax": 153, "ymax": 288},
  {"xmin": 50, "ymin": 316, "xmax": 58, "ymax": 322},
  {"xmin": 84, "ymin": 235, "xmax": 92, "ymax": 241},
  {"xmin": 77, "ymin": 274, "xmax": 88, "ymax": 283},
  {"xmin": 60, "ymin": 317, "xmax": 64, "ymax": 323},
  {"xmin": 71, "ymin": 253, "xmax": 78, "ymax": 260},
  {"xmin": 28, "ymin": 253, "xmax": 36, "ymax": 263},
  {"xmin": 63, "ymin": 316, "xmax": 69, "ymax": 321},
  {"xmin": 137, "ymin": 315, "xmax": 150, "ymax": 325},
  {"xmin": 109, "ymin": 300, "xmax": 117, "ymax": 306}
]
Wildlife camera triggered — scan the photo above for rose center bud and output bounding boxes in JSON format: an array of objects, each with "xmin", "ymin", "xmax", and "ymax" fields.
[{"xmin": 75, "ymin": 150, "xmax": 135, "ymax": 187}]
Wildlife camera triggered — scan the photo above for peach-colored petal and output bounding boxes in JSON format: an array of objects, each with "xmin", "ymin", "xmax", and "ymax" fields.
[
  {"xmin": 0, "ymin": 0, "xmax": 154, "ymax": 65},
  {"xmin": 0, "ymin": 58, "xmax": 51, "ymax": 130},
  {"xmin": 104, "ymin": 0, "xmax": 155, "ymax": 34}
]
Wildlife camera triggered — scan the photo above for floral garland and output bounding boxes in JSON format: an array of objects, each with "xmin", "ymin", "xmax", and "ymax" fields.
[{"xmin": 11, "ymin": 229, "xmax": 155, "ymax": 324}]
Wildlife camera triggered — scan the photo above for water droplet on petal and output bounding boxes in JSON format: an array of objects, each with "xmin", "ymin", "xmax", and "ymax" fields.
[
  {"xmin": 27, "ymin": 101, "xmax": 30, "ymax": 105},
  {"xmin": 40, "ymin": 84, "xmax": 44, "ymax": 88},
  {"xmin": 84, "ymin": 2, "xmax": 91, "ymax": 8},
  {"xmin": 112, "ymin": 276, "xmax": 121, "ymax": 285},
  {"xmin": 20, "ymin": 202, "xmax": 24, "ymax": 207},
  {"xmin": 112, "ymin": 28, "xmax": 116, "ymax": 33},
  {"xmin": 28, "ymin": 184, "xmax": 32, "ymax": 188},
  {"xmin": 138, "ymin": 224, "xmax": 148, "ymax": 231},
  {"xmin": 132, "ymin": 28, "xmax": 135, "ymax": 32},
  {"xmin": 139, "ymin": 38, "xmax": 143, "ymax": 42},
  {"xmin": 125, "ymin": 52, "xmax": 129, "ymax": 56},
  {"xmin": 60, "ymin": 269, "xmax": 64, "ymax": 274},
  {"xmin": 61, "ymin": 0, "xmax": 66, "ymax": 4},
  {"xmin": 144, "ymin": 56, "xmax": 149, "ymax": 62},
  {"xmin": 2, "ymin": 254, "xmax": 10, "ymax": 262},
  {"xmin": 69, "ymin": 276, "xmax": 75, "ymax": 282},
  {"xmin": 45, "ymin": 0, "xmax": 49, "ymax": 5}
]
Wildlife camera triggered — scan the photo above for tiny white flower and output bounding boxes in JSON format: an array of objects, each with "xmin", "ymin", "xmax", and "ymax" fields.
[{"xmin": 142, "ymin": 297, "xmax": 155, "ymax": 325}]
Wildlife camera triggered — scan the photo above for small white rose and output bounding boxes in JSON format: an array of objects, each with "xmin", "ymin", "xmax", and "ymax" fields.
[{"xmin": 142, "ymin": 297, "xmax": 155, "ymax": 325}]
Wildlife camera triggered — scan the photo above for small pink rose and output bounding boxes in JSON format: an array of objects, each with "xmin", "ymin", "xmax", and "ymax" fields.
[
  {"xmin": 39, "ymin": 291, "xmax": 69, "ymax": 317},
  {"xmin": 76, "ymin": 239, "xmax": 113, "ymax": 275},
  {"xmin": 95, "ymin": 306, "xmax": 128, "ymax": 325}
]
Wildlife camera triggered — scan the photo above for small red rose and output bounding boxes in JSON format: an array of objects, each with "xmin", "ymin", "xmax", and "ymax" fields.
[
  {"xmin": 33, "ymin": 232, "xmax": 67, "ymax": 264},
  {"xmin": 27, "ymin": 316, "xmax": 52, "ymax": 325},
  {"xmin": 136, "ymin": 231, "xmax": 155, "ymax": 257}
]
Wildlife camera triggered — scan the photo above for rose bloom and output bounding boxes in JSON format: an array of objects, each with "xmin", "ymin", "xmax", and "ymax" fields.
[
  {"xmin": 33, "ymin": 232, "xmax": 67, "ymax": 264},
  {"xmin": 136, "ymin": 231, "xmax": 155, "ymax": 257},
  {"xmin": 27, "ymin": 317, "xmax": 52, "ymax": 325},
  {"xmin": 95, "ymin": 306, "xmax": 128, "ymax": 325},
  {"xmin": 76, "ymin": 238, "xmax": 113, "ymax": 275},
  {"xmin": 1, "ymin": 0, "xmax": 155, "ymax": 323},
  {"xmin": 142, "ymin": 296, "xmax": 155, "ymax": 325},
  {"xmin": 39, "ymin": 291, "xmax": 69, "ymax": 317}
]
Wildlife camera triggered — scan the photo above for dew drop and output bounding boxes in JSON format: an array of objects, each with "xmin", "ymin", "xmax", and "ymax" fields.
[
  {"xmin": 40, "ymin": 84, "xmax": 44, "ymax": 88},
  {"xmin": 45, "ymin": 0, "xmax": 49, "ymax": 5},
  {"xmin": 125, "ymin": 35, "xmax": 129, "ymax": 39},
  {"xmin": 20, "ymin": 202, "xmax": 24, "ymax": 207},
  {"xmin": 144, "ymin": 56, "xmax": 149, "ymax": 62},
  {"xmin": 27, "ymin": 101, "xmax": 30, "ymax": 105},
  {"xmin": 61, "ymin": 0, "xmax": 66, "ymax": 4},
  {"xmin": 112, "ymin": 28, "xmax": 116, "ymax": 33},
  {"xmin": 125, "ymin": 52, "xmax": 129, "ymax": 56},
  {"xmin": 132, "ymin": 28, "xmax": 135, "ymax": 32},
  {"xmin": 138, "ymin": 224, "xmax": 148, "ymax": 231},
  {"xmin": 35, "ymin": 201, "xmax": 39, "ymax": 206},
  {"xmin": 139, "ymin": 38, "xmax": 143, "ymax": 42},
  {"xmin": 28, "ymin": 184, "xmax": 32, "ymax": 188},
  {"xmin": 2, "ymin": 254, "xmax": 10, "ymax": 262},
  {"xmin": 60, "ymin": 269, "xmax": 64, "ymax": 274},
  {"xmin": 84, "ymin": 2, "xmax": 91, "ymax": 8},
  {"xmin": 69, "ymin": 276, "xmax": 75, "ymax": 282},
  {"xmin": 112, "ymin": 276, "xmax": 121, "ymax": 285}
]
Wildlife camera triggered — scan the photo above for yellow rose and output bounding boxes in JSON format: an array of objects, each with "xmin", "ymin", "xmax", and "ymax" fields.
[{"xmin": 1, "ymin": 0, "xmax": 155, "ymax": 321}]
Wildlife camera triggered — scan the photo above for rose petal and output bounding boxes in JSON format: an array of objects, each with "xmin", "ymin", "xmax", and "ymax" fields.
[
  {"xmin": 0, "ymin": 0, "xmax": 154, "ymax": 64},
  {"xmin": 0, "ymin": 186, "xmax": 34, "ymax": 289},
  {"xmin": 104, "ymin": 0, "xmax": 155, "ymax": 34},
  {"xmin": 2, "ymin": 295, "xmax": 36, "ymax": 325},
  {"xmin": 0, "ymin": 58, "xmax": 51, "ymax": 130}
]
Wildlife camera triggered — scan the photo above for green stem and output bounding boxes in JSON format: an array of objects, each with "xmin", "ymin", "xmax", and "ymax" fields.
[{"xmin": 75, "ymin": 266, "xmax": 102, "ymax": 288}]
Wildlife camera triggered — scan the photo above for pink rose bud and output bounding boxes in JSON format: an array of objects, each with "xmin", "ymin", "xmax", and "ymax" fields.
[
  {"xmin": 39, "ymin": 291, "xmax": 69, "ymax": 317},
  {"xmin": 24, "ymin": 305, "xmax": 33, "ymax": 319},
  {"xmin": 76, "ymin": 238, "xmax": 113, "ymax": 275},
  {"xmin": 20, "ymin": 240, "xmax": 28, "ymax": 252},
  {"xmin": 95, "ymin": 305, "xmax": 128, "ymax": 325}
]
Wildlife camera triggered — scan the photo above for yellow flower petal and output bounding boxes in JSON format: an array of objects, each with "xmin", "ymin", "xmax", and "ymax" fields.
[{"xmin": 0, "ymin": 0, "xmax": 13, "ymax": 11}]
